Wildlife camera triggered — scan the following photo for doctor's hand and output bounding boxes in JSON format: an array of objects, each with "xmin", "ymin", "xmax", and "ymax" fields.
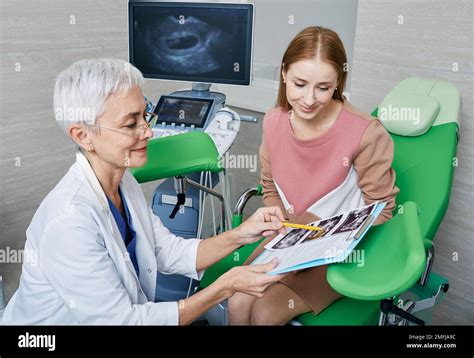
[
  {"xmin": 233, "ymin": 206, "xmax": 286, "ymax": 246},
  {"xmin": 220, "ymin": 258, "xmax": 283, "ymax": 298}
]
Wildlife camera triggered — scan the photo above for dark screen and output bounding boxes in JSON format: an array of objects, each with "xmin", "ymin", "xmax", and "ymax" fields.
[
  {"xmin": 153, "ymin": 96, "xmax": 213, "ymax": 128},
  {"xmin": 129, "ymin": 3, "xmax": 253, "ymax": 85}
]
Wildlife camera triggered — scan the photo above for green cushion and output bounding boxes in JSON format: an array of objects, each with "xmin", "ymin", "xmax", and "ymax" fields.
[
  {"xmin": 130, "ymin": 131, "xmax": 222, "ymax": 183},
  {"xmin": 378, "ymin": 93, "xmax": 439, "ymax": 136}
]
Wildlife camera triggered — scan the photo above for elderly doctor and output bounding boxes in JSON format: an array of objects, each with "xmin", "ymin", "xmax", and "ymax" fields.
[{"xmin": 1, "ymin": 58, "xmax": 285, "ymax": 325}]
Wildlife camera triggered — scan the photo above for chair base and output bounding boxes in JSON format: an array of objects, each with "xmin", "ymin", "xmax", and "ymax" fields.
[{"xmin": 379, "ymin": 276, "xmax": 449, "ymax": 326}]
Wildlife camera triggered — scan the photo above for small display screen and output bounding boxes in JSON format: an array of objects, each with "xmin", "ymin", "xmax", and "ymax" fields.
[{"xmin": 153, "ymin": 96, "xmax": 214, "ymax": 128}]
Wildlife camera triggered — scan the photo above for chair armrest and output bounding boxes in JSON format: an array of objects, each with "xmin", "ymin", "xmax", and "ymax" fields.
[
  {"xmin": 327, "ymin": 201, "xmax": 427, "ymax": 300},
  {"xmin": 231, "ymin": 184, "xmax": 263, "ymax": 227}
]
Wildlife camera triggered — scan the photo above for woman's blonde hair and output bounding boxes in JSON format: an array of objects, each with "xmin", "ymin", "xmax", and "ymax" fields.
[{"xmin": 276, "ymin": 26, "xmax": 348, "ymax": 111}]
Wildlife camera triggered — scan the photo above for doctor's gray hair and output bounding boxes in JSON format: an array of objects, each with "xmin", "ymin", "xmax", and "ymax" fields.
[{"xmin": 53, "ymin": 58, "xmax": 144, "ymax": 135}]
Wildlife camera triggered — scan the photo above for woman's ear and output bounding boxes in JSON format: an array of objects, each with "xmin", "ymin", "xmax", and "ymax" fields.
[{"xmin": 69, "ymin": 124, "xmax": 92, "ymax": 152}]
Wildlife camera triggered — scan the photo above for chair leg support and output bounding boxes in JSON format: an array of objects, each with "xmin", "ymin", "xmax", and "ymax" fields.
[
  {"xmin": 419, "ymin": 245, "xmax": 435, "ymax": 286},
  {"xmin": 380, "ymin": 299, "xmax": 425, "ymax": 326},
  {"xmin": 186, "ymin": 176, "xmax": 227, "ymax": 232}
]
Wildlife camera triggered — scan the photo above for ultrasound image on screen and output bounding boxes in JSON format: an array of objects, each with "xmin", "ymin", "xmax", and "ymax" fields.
[
  {"xmin": 154, "ymin": 97, "xmax": 212, "ymax": 128},
  {"xmin": 131, "ymin": 5, "xmax": 252, "ymax": 84}
]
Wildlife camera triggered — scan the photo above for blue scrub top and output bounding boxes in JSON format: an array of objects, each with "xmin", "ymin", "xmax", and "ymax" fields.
[{"xmin": 106, "ymin": 188, "xmax": 140, "ymax": 276}]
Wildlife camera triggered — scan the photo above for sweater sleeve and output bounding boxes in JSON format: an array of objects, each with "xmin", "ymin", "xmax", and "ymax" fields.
[
  {"xmin": 259, "ymin": 137, "xmax": 287, "ymax": 215},
  {"xmin": 353, "ymin": 119, "xmax": 400, "ymax": 225}
]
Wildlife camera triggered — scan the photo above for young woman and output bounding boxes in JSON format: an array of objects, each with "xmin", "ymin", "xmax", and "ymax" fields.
[{"xmin": 228, "ymin": 26, "xmax": 399, "ymax": 325}]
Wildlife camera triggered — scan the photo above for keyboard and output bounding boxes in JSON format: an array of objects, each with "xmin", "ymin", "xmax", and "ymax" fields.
[{"xmin": 151, "ymin": 107, "xmax": 241, "ymax": 156}]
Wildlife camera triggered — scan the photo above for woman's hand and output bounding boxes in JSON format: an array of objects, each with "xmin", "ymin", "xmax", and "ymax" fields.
[
  {"xmin": 233, "ymin": 206, "xmax": 287, "ymax": 246},
  {"xmin": 220, "ymin": 258, "xmax": 283, "ymax": 298}
]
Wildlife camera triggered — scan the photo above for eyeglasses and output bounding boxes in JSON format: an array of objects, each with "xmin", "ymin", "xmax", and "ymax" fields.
[{"xmin": 87, "ymin": 111, "xmax": 158, "ymax": 138}]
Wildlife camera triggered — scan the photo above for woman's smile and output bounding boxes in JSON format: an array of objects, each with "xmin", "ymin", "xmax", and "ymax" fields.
[
  {"xmin": 299, "ymin": 104, "xmax": 319, "ymax": 113},
  {"xmin": 131, "ymin": 145, "xmax": 147, "ymax": 154}
]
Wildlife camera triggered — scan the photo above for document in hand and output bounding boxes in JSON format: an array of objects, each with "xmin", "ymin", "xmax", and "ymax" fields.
[{"xmin": 251, "ymin": 201, "xmax": 387, "ymax": 275}]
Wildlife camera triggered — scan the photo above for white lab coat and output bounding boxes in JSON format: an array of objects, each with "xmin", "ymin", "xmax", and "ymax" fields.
[{"xmin": 1, "ymin": 152, "xmax": 203, "ymax": 325}]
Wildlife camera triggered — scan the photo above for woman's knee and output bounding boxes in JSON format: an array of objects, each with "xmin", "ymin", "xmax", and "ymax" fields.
[
  {"xmin": 228, "ymin": 292, "xmax": 256, "ymax": 314},
  {"xmin": 250, "ymin": 284, "xmax": 311, "ymax": 325},
  {"xmin": 250, "ymin": 297, "xmax": 290, "ymax": 325},
  {"xmin": 250, "ymin": 303, "xmax": 276, "ymax": 325},
  {"xmin": 228, "ymin": 292, "xmax": 258, "ymax": 325}
]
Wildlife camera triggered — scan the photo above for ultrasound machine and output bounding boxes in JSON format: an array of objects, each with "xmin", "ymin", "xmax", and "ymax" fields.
[{"xmin": 128, "ymin": 1, "xmax": 255, "ymax": 302}]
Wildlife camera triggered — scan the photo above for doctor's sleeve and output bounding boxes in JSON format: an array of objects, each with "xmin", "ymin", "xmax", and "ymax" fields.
[
  {"xmin": 40, "ymin": 213, "xmax": 179, "ymax": 325},
  {"xmin": 149, "ymin": 208, "xmax": 204, "ymax": 280}
]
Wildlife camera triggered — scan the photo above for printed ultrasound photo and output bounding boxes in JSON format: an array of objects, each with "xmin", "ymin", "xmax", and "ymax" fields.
[
  {"xmin": 302, "ymin": 214, "xmax": 343, "ymax": 242},
  {"xmin": 132, "ymin": 7, "xmax": 249, "ymax": 80},
  {"xmin": 333, "ymin": 204, "xmax": 375, "ymax": 234},
  {"xmin": 271, "ymin": 228, "xmax": 308, "ymax": 250}
]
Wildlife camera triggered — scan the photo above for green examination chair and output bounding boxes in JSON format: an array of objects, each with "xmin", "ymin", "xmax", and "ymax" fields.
[{"xmin": 200, "ymin": 77, "xmax": 461, "ymax": 325}]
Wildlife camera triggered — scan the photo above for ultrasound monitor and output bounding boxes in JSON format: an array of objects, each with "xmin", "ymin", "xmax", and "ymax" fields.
[
  {"xmin": 153, "ymin": 95, "xmax": 214, "ymax": 129},
  {"xmin": 128, "ymin": 1, "xmax": 254, "ymax": 86}
]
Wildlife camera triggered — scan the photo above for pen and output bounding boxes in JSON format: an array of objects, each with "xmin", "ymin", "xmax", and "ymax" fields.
[{"xmin": 282, "ymin": 222, "xmax": 323, "ymax": 231}]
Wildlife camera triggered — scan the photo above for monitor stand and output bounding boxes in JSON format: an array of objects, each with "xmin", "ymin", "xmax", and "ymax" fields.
[{"xmin": 170, "ymin": 83, "xmax": 226, "ymax": 109}]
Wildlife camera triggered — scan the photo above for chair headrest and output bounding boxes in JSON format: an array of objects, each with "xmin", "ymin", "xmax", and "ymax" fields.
[{"xmin": 378, "ymin": 92, "xmax": 440, "ymax": 136}]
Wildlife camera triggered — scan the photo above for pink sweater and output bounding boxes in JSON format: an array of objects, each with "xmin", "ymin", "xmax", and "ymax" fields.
[{"xmin": 260, "ymin": 101, "xmax": 399, "ymax": 224}]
